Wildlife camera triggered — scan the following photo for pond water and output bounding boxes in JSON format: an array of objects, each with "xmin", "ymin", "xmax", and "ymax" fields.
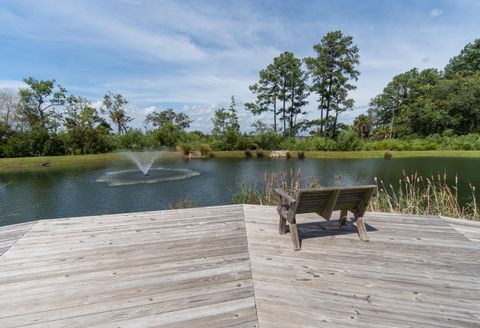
[{"xmin": 1, "ymin": 156, "xmax": 479, "ymax": 226}]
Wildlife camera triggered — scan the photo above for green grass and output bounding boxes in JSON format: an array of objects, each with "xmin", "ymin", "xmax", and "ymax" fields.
[
  {"xmin": 214, "ymin": 150, "xmax": 480, "ymax": 159},
  {"xmin": 303, "ymin": 150, "xmax": 480, "ymax": 158},
  {"xmin": 0, "ymin": 153, "xmax": 126, "ymax": 172},
  {"xmin": 0, "ymin": 152, "xmax": 184, "ymax": 172},
  {"xmin": 1, "ymin": 150, "xmax": 479, "ymax": 172}
]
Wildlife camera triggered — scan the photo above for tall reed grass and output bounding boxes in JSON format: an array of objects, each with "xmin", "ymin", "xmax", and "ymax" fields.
[
  {"xmin": 233, "ymin": 170, "xmax": 479, "ymax": 220},
  {"xmin": 369, "ymin": 171, "xmax": 478, "ymax": 220}
]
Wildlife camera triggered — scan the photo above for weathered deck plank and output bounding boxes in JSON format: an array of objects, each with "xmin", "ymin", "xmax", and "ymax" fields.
[
  {"xmin": 0, "ymin": 205, "xmax": 258, "ymax": 328},
  {"xmin": 0, "ymin": 221, "xmax": 37, "ymax": 257},
  {"xmin": 243, "ymin": 205, "xmax": 480, "ymax": 328},
  {"xmin": 1, "ymin": 205, "xmax": 480, "ymax": 327}
]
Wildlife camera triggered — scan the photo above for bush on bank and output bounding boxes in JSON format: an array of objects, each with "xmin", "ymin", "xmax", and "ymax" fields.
[{"xmin": 3, "ymin": 127, "xmax": 480, "ymax": 158}]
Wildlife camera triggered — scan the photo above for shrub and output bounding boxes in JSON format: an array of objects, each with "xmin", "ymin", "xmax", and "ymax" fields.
[
  {"xmin": 254, "ymin": 132, "xmax": 283, "ymax": 150},
  {"xmin": 198, "ymin": 143, "xmax": 212, "ymax": 156},
  {"xmin": 236, "ymin": 135, "xmax": 257, "ymax": 150},
  {"xmin": 115, "ymin": 129, "xmax": 149, "ymax": 150},
  {"xmin": 178, "ymin": 143, "xmax": 192, "ymax": 155},
  {"xmin": 278, "ymin": 137, "xmax": 297, "ymax": 150},
  {"xmin": 337, "ymin": 129, "xmax": 362, "ymax": 151}
]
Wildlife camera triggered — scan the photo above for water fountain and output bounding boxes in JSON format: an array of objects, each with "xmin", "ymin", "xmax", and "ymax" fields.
[
  {"xmin": 124, "ymin": 151, "xmax": 160, "ymax": 176},
  {"xmin": 96, "ymin": 150, "xmax": 200, "ymax": 187}
]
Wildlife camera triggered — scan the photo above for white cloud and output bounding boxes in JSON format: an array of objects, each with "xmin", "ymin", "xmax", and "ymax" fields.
[
  {"xmin": 2, "ymin": 1, "xmax": 479, "ymax": 132},
  {"xmin": 430, "ymin": 9, "xmax": 444, "ymax": 18},
  {"xmin": 91, "ymin": 100, "xmax": 103, "ymax": 110},
  {"xmin": 0, "ymin": 80, "xmax": 26, "ymax": 90},
  {"xmin": 143, "ymin": 106, "xmax": 156, "ymax": 115}
]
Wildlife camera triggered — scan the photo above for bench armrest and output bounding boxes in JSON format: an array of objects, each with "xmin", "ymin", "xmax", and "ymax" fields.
[{"xmin": 274, "ymin": 188, "xmax": 296, "ymax": 204}]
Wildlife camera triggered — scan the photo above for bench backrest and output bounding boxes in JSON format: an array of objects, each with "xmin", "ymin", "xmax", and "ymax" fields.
[{"xmin": 295, "ymin": 185, "xmax": 377, "ymax": 218}]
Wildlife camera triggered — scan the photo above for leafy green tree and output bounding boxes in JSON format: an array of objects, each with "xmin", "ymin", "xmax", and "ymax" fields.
[
  {"xmin": 63, "ymin": 95, "xmax": 111, "ymax": 154},
  {"xmin": 245, "ymin": 62, "xmax": 280, "ymax": 132},
  {"xmin": 305, "ymin": 31, "xmax": 360, "ymax": 137},
  {"xmin": 445, "ymin": 38, "xmax": 480, "ymax": 78},
  {"xmin": 144, "ymin": 108, "xmax": 191, "ymax": 148},
  {"xmin": 353, "ymin": 114, "xmax": 373, "ymax": 139},
  {"xmin": 251, "ymin": 120, "xmax": 271, "ymax": 135},
  {"xmin": 18, "ymin": 77, "xmax": 67, "ymax": 131},
  {"xmin": 115, "ymin": 129, "xmax": 151, "ymax": 150},
  {"xmin": 0, "ymin": 89, "xmax": 19, "ymax": 131},
  {"xmin": 103, "ymin": 92, "xmax": 132, "ymax": 135},
  {"xmin": 212, "ymin": 107, "xmax": 229, "ymax": 137},
  {"xmin": 275, "ymin": 52, "xmax": 309, "ymax": 136},
  {"xmin": 212, "ymin": 96, "xmax": 239, "ymax": 137},
  {"xmin": 247, "ymin": 52, "xmax": 309, "ymax": 137},
  {"xmin": 211, "ymin": 96, "xmax": 241, "ymax": 150},
  {"xmin": 426, "ymin": 73, "xmax": 480, "ymax": 134},
  {"xmin": 145, "ymin": 108, "xmax": 191, "ymax": 130},
  {"xmin": 14, "ymin": 77, "xmax": 67, "ymax": 155},
  {"xmin": 369, "ymin": 68, "xmax": 442, "ymax": 137}
]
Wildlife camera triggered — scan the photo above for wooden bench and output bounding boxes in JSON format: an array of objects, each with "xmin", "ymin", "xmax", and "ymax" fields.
[{"xmin": 275, "ymin": 185, "xmax": 377, "ymax": 250}]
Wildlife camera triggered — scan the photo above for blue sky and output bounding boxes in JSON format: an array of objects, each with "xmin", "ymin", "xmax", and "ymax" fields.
[{"xmin": 1, "ymin": 0, "xmax": 479, "ymax": 132}]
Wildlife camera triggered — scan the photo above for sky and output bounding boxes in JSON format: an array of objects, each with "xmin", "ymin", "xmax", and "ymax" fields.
[{"xmin": 0, "ymin": 0, "xmax": 479, "ymax": 132}]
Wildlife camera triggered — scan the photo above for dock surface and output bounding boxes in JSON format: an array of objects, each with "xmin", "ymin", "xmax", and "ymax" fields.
[{"xmin": 1, "ymin": 205, "xmax": 479, "ymax": 327}]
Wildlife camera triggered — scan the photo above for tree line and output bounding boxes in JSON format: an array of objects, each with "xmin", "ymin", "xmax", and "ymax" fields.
[
  {"xmin": 366, "ymin": 38, "xmax": 480, "ymax": 139},
  {"xmin": 0, "ymin": 32, "xmax": 479, "ymax": 157}
]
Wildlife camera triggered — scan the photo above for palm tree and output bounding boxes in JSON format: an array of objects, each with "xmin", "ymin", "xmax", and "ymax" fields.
[{"xmin": 353, "ymin": 114, "xmax": 372, "ymax": 139}]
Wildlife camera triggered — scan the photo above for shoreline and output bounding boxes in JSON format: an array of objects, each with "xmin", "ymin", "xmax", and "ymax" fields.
[{"xmin": 0, "ymin": 150, "xmax": 479, "ymax": 172}]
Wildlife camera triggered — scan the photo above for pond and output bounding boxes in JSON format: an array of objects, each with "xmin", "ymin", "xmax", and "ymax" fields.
[{"xmin": 1, "ymin": 156, "xmax": 479, "ymax": 226}]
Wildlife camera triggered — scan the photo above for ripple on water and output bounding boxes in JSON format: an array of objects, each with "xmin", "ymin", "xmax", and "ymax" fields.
[{"xmin": 96, "ymin": 167, "xmax": 200, "ymax": 187}]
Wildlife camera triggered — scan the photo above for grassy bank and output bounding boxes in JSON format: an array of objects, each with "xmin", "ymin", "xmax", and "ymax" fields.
[
  {"xmin": 0, "ymin": 150, "xmax": 479, "ymax": 172},
  {"xmin": 212, "ymin": 150, "xmax": 480, "ymax": 159},
  {"xmin": 0, "ymin": 152, "xmax": 185, "ymax": 172}
]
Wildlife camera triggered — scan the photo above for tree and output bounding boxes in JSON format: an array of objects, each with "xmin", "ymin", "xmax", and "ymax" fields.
[
  {"xmin": 445, "ymin": 38, "xmax": 480, "ymax": 78},
  {"xmin": 63, "ymin": 95, "xmax": 111, "ymax": 154},
  {"xmin": 353, "ymin": 114, "xmax": 373, "ymax": 139},
  {"xmin": 251, "ymin": 120, "xmax": 271, "ymax": 135},
  {"xmin": 246, "ymin": 60, "xmax": 281, "ymax": 132},
  {"xmin": 305, "ymin": 31, "xmax": 360, "ymax": 137},
  {"xmin": 0, "ymin": 89, "xmax": 19, "ymax": 130},
  {"xmin": 212, "ymin": 96, "xmax": 239, "ymax": 137},
  {"xmin": 212, "ymin": 96, "xmax": 240, "ymax": 150},
  {"xmin": 144, "ymin": 108, "xmax": 192, "ymax": 148},
  {"xmin": 425, "ymin": 73, "xmax": 480, "ymax": 134},
  {"xmin": 103, "ymin": 92, "xmax": 132, "ymax": 135},
  {"xmin": 212, "ymin": 107, "xmax": 229, "ymax": 137},
  {"xmin": 284, "ymin": 52, "xmax": 309, "ymax": 136},
  {"xmin": 18, "ymin": 77, "xmax": 67, "ymax": 131},
  {"xmin": 145, "ymin": 109, "xmax": 191, "ymax": 130},
  {"xmin": 247, "ymin": 52, "xmax": 309, "ymax": 137},
  {"xmin": 330, "ymin": 88, "xmax": 354, "ymax": 138},
  {"xmin": 144, "ymin": 109, "xmax": 191, "ymax": 148},
  {"xmin": 226, "ymin": 95, "xmax": 240, "ymax": 133},
  {"xmin": 369, "ymin": 68, "xmax": 442, "ymax": 137}
]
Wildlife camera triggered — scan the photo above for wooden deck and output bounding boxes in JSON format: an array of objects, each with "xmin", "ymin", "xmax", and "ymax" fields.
[{"xmin": 1, "ymin": 205, "xmax": 479, "ymax": 327}]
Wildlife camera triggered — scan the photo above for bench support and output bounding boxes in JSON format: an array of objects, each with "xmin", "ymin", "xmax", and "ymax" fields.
[
  {"xmin": 278, "ymin": 215, "xmax": 286, "ymax": 234},
  {"xmin": 354, "ymin": 212, "xmax": 369, "ymax": 242},
  {"xmin": 338, "ymin": 209, "xmax": 348, "ymax": 227},
  {"xmin": 289, "ymin": 221, "xmax": 301, "ymax": 251}
]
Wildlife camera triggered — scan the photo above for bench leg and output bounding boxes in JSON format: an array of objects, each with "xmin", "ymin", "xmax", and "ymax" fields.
[
  {"xmin": 339, "ymin": 209, "xmax": 348, "ymax": 227},
  {"xmin": 354, "ymin": 214, "xmax": 369, "ymax": 242},
  {"xmin": 278, "ymin": 215, "xmax": 287, "ymax": 235},
  {"xmin": 290, "ymin": 222, "xmax": 301, "ymax": 251}
]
